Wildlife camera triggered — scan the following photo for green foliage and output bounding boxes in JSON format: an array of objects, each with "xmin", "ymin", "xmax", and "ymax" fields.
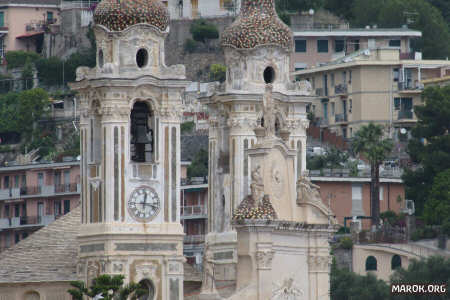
[
  {"xmin": 21, "ymin": 58, "xmax": 34, "ymax": 90},
  {"xmin": 339, "ymin": 236, "xmax": 353, "ymax": 249},
  {"xmin": 22, "ymin": 129, "xmax": 57, "ymax": 159},
  {"xmin": 423, "ymin": 169, "xmax": 450, "ymax": 225},
  {"xmin": 330, "ymin": 263, "xmax": 390, "ymax": 300},
  {"xmin": 5, "ymin": 51, "xmax": 40, "ymax": 69},
  {"xmin": 410, "ymin": 226, "xmax": 439, "ymax": 241},
  {"xmin": 68, "ymin": 274, "xmax": 146, "ymax": 300},
  {"xmin": 324, "ymin": 0, "xmax": 354, "ymax": 20},
  {"xmin": 391, "ymin": 256, "xmax": 450, "ymax": 299},
  {"xmin": 442, "ymin": 219, "xmax": 450, "ymax": 237},
  {"xmin": 209, "ymin": 64, "xmax": 226, "ymax": 82},
  {"xmin": 380, "ymin": 210, "xmax": 398, "ymax": 225},
  {"xmin": 181, "ymin": 121, "xmax": 195, "ymax": 134},
  {"xmin": 276, "ymin": 0, "xmax": 325, "ymax": 12},
  {"xmin": 0, "ymin": 88, "xmax": 50, "ymax": 138},
  {"xmin": 336, "ymin": 226, "xmax": 350, "ymax": 234},
  {"xmin": 277, "ymin": 10, "xmax": 291, "ymax": 26},
  {"xmin": 403, "ymin": 86, "xmax": 450, "ymax": 217},
  {"xmin": 190, "ymin": 19, "xmax": 219, "ymax": 43},
  {"xmin": 35, "ymin": 56, "xmax": 63, "ymax": 87},
  {"xmin": 184, "ymin": 38, "xmax": 198, "ymax": 53},
  {"xmin": 307, "ymin": 146, "xmax": 349, "ymax": 170},
  {"xmin": 187, "ymin": 148, "xmax": 208, "ymax": 178}
]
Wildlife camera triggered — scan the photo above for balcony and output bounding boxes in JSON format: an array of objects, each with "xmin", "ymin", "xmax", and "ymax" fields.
[
  {"xmin": 0, "ymin": 184, "xmax": 80, "ymax": 200},
  {"xmin": 0, "ymin": 214, "xmax": 55, "ymax": 230},
  {"xmin": 335, "ymin": 113, "xmax": 348, "ymax": 123},
  {"xmin": 397, "ymin": 110, "xmax": 414, "ymax": 120},
  {"xmin": 181, "ymin": 177, "xmax": 208, "ymax": 186},
  {"xmin": 181, "ymin": 205, "xmax": 207, "ymax": 219},
  {"xmin": 334, "ymin": 84, "xmax": 348, "ymax": 95},
  {"xmin": 398, "ymin": 81, "xmax": 424, "ymax": 93},
  {"xmin": 184, "ymin": 234, "xmax": 205, "ymax": 244}
]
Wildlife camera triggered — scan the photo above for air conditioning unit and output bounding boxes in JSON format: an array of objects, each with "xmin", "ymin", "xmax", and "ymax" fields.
[{"xmin": 402, "ymin": 199, "xmax": 415, "ymax": 215}]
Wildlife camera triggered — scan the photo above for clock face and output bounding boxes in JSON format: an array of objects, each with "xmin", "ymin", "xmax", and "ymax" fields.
[{"xmin": 127, "ymin": 186, "xmax": 160, "ymax": 222}]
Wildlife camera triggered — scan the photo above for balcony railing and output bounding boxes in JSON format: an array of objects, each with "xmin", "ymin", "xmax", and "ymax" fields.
[
  {"xmin": 335, "ymin": 113, "xmax": 348, "ymax": 123},
  {"xmin": 398, "ymin": 81, "xmax": 424, "ymax": 91},
  {"xmin": 334, "ymin": 84, "xmax": 348, "ymax": 95},
  {"xmin": 181, "ymin": 205, "xmax": 207, "ymax": 218},
  {"xmin": 397, "ymin": 110, "xmax": 413, "ymax": 120},
  {"xmin": 0, "ymin": 183, "xmax": 80, "ymax": 200},
  {"xmin": 183, "ymin": 234, "xmax": 205, "ymax": 244},
  {"xmin": 0, "ymin": 215, "xmax": 55, "ymax": 230},
  {"xmin": 181, "ymin": 177, "xmax": 208, "ymax": 186}
]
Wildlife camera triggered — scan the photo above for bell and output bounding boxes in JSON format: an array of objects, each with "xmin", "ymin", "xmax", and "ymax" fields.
[{"xmin": 134, "ymin": 125, "xmax": 151, "ymax": 144}]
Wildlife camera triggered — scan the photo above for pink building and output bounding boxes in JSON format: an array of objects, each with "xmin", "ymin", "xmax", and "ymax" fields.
[
  {"xmin": 0, "ymin": 0, "xmax": 61, "ymax": 58},
  {"xmin": 0, "ymin": 160, "xmax": 80, "ymax": 252}
]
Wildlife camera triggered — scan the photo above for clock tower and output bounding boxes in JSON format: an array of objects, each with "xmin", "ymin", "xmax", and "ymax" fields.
[{"xmin": 69, "ymin": 0, "xmax": 189, "ymax": 299}]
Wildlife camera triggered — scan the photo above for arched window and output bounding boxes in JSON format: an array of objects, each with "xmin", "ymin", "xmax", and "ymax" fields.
[
  {"xmin": 131, "ymin": 102, "xmax": 154, "ymax": 162},
  {"xmin": 365, "ymin": 256, "xmax": 377, "ymax": 271},
  {"xmin": 138, "ymin": 279, "xmax": 155, "ymax": 300},
  {"xmin": 391, "ymin": 255, "xmax": 402, "ymax": 270}
]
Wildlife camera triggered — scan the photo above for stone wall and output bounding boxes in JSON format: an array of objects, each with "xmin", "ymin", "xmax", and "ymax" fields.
[
  {"xmin": 165, "ymin": 17, "xmax": 234, "ymax": 81},
  {"xmin": 333, "ymin": 248, "xmax": 353, "ymax": 271}
]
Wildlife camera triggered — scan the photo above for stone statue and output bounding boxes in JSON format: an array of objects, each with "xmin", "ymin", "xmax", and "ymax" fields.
[
  {"xmin": 263, "ymin": 84, "xmax": 276, "ymax": 137},
  {"xmin": 272, "ymin": 277, "xmax": 304, "ymax": 300},
  {"xmin": 200, "ymin": 243, "xmax": 217, "ymax": 294},
  {"xmin": 297, "ymin": 171, "xmax": 322, "ymax": 204},
  {"xmin": 250, "ymin": 166, "xmax": 264, "ymax": 205}
]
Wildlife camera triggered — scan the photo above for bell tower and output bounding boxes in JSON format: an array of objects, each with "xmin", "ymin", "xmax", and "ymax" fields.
[{"xmin": 70, "ymin": 0, "xmax": 189, "ymax": 299}]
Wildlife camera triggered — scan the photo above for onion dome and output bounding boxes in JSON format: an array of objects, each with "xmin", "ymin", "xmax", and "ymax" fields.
[
  {"xmin": 221, "ymin": 0, "xmax": 293, "ymax": 51},
  {"xmin": 94, "ymin": 0, "xmax": 169, "ymax": 32}
]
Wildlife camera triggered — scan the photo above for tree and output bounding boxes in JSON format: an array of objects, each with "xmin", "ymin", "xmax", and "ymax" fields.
[
  {"xmin": 390, "ymin": 256, "xmax": 450, "ymax": 300},
  {"xmin": 190, "ymin": 19, "xmax": 219, "ymax": 51},
  {"xmin": 21, "ymin": 58, "xmax": 34, "ymax": 90},
  {"xmin": 68, "ymin": 274, "xmax": 146, "ymax": 300},
  {"xmin": 423, "ymin": 169, "xmax": 450, "ymax": 225},
  {"xmin": 187, "ymin": 148, "xmax": 208, "ymax": 178},
  {"xmin": 352, "ymin": 123, "xmax": 393, "ymax": 226},
  {"xmin": 403, "ymin": 85, "xmax": 450, "ymax": 217},
  {"xmin": 209, "ymin": 64, "xmax": 226, "ymax": 83},
  {"xmin": 331, "ymin": 262, "xmax": 390, "ymax": 300}
]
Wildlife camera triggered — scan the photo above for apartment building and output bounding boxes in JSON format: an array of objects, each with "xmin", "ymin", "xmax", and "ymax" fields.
[
  {"xmin": 292, "ymin": 25, "xmax": 422, "ymax": 70},
  {"xmin": 294, "ymin": 48, "xmax": 450, "ymax": 143},
  {"xmin": 310, "ymin": 170, "xmax": 405, "ymax": 230},
  {"xmin": 162, "ymin": 0, "xmax": 240, "ymax": 19},
  {"xmin": 0, "ymin": 0, "xmax": 61, "ymax": 58},
  {"xmin": 0, "ymin": 159, "xmax": 80, "ymax": 252}
]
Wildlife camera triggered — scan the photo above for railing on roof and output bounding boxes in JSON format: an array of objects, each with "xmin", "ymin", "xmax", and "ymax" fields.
[
  {"xmin": 291, "ymin": 22, "xmax": 350, "ymax": 31},
  {"xmin": 61, "ymin": 0, "xmax": 98, "ymax": 10}
]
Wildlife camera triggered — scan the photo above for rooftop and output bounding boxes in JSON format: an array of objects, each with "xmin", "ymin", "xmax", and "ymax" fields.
[{"xmin": 292, "ymin": 27, "xmax": 422, "ymax": 37}]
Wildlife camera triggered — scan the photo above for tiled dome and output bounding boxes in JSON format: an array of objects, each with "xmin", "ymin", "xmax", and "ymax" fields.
[
  {"xmin": 221, "ymin": 0, "xmax": 293, "ymax": 50},
  {"xmin": 94, "ymin": 0, "xmax": 169, "ymax": 32}
]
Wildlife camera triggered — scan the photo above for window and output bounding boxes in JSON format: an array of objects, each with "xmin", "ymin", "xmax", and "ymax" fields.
[
  {"xmin": 342, "ymin": 127, "xmax": 347, "ymax": 138},
  {"xmin": 323, "ymin": 102, "xmax": 328, "ymax": 120},
  {"xmin": 349, "ymin": 70, "xmax": 352, "ymax": 84},
  {"xmin": 331, "ymin": 102, "xmax": 335, "ymax": 115},
  {"xmin": 351, "ymin": 184, "xmax": 363, "ymax": 216},
  {"xmin": 14, "ymin": 233, "xmax": 20, "ymax": 244},
  {"xmin": 342, "ymin": 71, "xmax": 346, "ymax": 84},
  {"xmin": 393, "ymin": 68, "xmax": 399, "ymax": 82},
  {"xmin": 14, "ymin": 204, "xmax": 20, "ymax": 217},
  {"xmin": 391, "ymin": 255, "xmax": 402, "ymax": 270},
  {"xmin": 349, "ymin": 99, "xmax": 352, "ymax": 113},
  {"xmin": 3, "ymin": 176, "xmax": 9, "ymax": 188},
  {"xmin": 394, "ymin": 97, "xmax": 412, "ymax": 111},
  {"xmin": 365, "ymin": 256, "xmax": 377, "ymax": 271},
  {"xmin": 14, "ymin": 175, "xmax": 19, "ymax": 188},
  {"xmin": 350, "ymin": 127, "xmax": 353, "ymax": 137},
  {"xmin": 353, "ymin": 40, "xmax": 360, "ymax": 51},
  {"xmin": 64, "ymin": 200, "xmax": 70, "ymax": 214},
  {"xmin": 4, "ymin": 204, "xmax": 9, "ymax": 217},
  {"xmin": 22, "ymin": 203, "xmax": 26, "ymax": 216},
  {"xmin": 47, "ymin": 11, "xmax": 53, "ymax": 22},
  {"xmin": 323, "ymin": 74, "xmax": 328, "ymax": 96},
  {"xmin": 21, "ymin": 175, "xmax": 26, "ymax": 187},
  {"xmin": 317, "ymin": 40, "xmax": 329, "ymax": 53},
  {"xmin": 295, "ymin": 40, "xmax": 306, "ymax": 52},
  {"xmin": 379, "ymin": 186, "xmax": 384, "ymax": 201},
  {"xmin": 54, "ymin": 200, "xmax": 61, "ymax": 216},
  {"xmin": 0, "ymin": 12, "xmax": 4, "ymax": 27},
  {"xmin": 37, "ymin": 173, "xmax": 43, "ymax": 187},
  {"xmin": 389, "ymin": 39, "xmax": 401, "ymax": 47},
  {"xmin": 131, "ymin": 102, "xmax": 154, "ymax": 163},
  {"xmin": 22, "ymin": 232, "xmax": 28, "ymax": 239},
  {"xmin": 335, "ymin": 39, "xmax": 345, "ymax": 52},
  {"xmin": 330, "ymin": 73, "xmax": 335, "ymax": 87}
]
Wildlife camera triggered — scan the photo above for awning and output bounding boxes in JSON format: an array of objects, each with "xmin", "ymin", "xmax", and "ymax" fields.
[{"xmin": 16, "ymin": 31, "xmax": 44, "ymax": 39}]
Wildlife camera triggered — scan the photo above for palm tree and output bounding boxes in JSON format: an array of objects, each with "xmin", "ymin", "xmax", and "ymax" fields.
[{"xmin": 352, "ymin": 123, "xmax": 393, "ymax": 227}]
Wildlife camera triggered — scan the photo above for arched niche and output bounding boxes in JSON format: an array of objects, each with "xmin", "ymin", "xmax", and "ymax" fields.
[{"xmin": 130, "ymin": 101, "xmax": 156, "ymax": 163}]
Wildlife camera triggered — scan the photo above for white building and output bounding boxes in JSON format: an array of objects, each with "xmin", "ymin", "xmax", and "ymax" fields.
[{"xmin": 162, "ymin": 0, "xmax": 241, "ymax": 19}]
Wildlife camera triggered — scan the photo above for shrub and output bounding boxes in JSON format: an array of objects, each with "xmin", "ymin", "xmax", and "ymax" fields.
[
  {"xmin": 380, "ymin": 210, "xmax": 398, "ymax": 225},
  {"xmin": 339, "ymin": 237, "xmax": 353, "ymax": 249},
  {"xmin": 209, "ymin": 64, "xmax": 226, "ymax": 82},
  {"xmin": 5, "ymin": 51, "xmax": 40, "ymax": 69},
  {"xmin": 337, "ymin": 226, "xmax": 350, "ymax": 234},
  {"xmin": 181, "ymin": 121, "xmax": 195, "ymax": 134},
  {"xmin": 443, "ymin": 219, "xmax": 450, "ymax": 237},
  {"xmin": 190, "ymin": 19, "xmax": 219, "ymax": 43},
  {"xmin": 184, "ymin": 38, "xmax": 198, "ymax": 53},
  {"xmin": 35, "ymin": 56, "xmax": 63, "ymax": 87}
]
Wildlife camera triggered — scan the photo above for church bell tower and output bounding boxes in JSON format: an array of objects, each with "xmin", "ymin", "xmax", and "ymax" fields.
[{"xmin": 70, "ymin": 0, "xmax": 189, "ymax": 299}]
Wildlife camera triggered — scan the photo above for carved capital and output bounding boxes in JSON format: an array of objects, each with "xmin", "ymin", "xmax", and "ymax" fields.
[
  {"xmin": 256, "ymin": 250, "xmax": 275, "ymax": 269},
  {"xmin": 227, "ymin": 117, "xmax": 257, "ymax": 129}
]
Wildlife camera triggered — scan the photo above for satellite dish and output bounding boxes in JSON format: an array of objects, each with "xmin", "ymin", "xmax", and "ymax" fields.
[{"xmin": 400, "ymin": 128, "xmax": 407, "ymax": 134}]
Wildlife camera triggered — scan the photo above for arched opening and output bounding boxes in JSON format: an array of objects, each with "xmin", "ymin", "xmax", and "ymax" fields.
[
  {"xmin": 24, "ymin": 291, "xmax": 40, "ymax": 300},
  {"xmin": 136, "ymin": 48, "xmax": 149, "ymax": 68},
  {"xmin": 391, "ymin": 255, "xmax": 402, "ymax": 270},
  {"xmin": 138, "ymin": 279, "xmax": 155, "ymax": 300},
  {"xmin": 98, "ymin": 50, "xmax": 104, "ymax": 68},
  {"xmin": 365, "ymin": 256, "xmax": 377, "ymax": 271},
  {"xmin": 263, "ymin": 66, "xmax": 275, "ymax": 84},
  {"xmin": 131, "ymin": 102, "xmax": 154, "ymax": 162}
]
